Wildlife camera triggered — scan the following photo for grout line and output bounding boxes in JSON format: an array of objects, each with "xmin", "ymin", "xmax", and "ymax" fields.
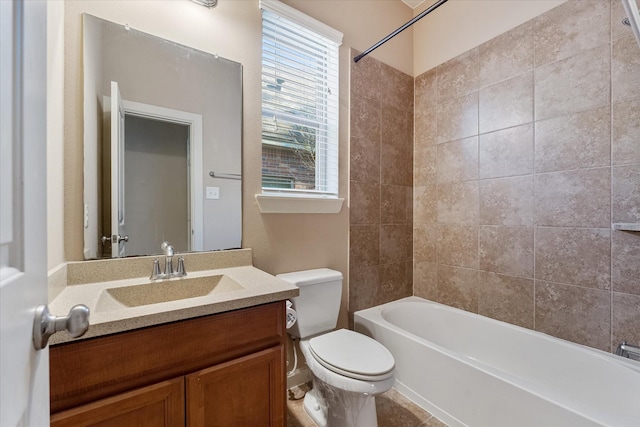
[
  {"xmin": 609, "ymin": 8, "xmax": 615, "ymax": 352},
  {"xmin": 532, "ymin": 16, "xmax": 537, "ymax": 332}
]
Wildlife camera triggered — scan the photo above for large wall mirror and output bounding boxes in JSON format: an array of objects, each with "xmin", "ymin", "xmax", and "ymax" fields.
[{"xmin": 83, "ymin": 14, "xmax": 242, "ymax": 259}]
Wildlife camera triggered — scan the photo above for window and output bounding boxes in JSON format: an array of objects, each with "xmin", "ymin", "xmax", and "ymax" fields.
[{"xmin": 260, "ymin": 0, "xmax": 342, "ymax": 197}]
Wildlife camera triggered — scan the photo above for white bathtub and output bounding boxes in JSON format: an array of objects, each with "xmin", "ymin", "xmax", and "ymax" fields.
[{"xmin": 354, "ymin": 296, "xmax": 640, "ymax": 427}]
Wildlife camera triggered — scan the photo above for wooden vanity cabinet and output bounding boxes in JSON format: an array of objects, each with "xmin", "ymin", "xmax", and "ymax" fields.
[
  {"xmin": 49, "ymin": 301, "xmax": 286, "ymax": 427},
  {"xmin": 50, "ymin": 378, "xmax": 185, "ymax": 427}
]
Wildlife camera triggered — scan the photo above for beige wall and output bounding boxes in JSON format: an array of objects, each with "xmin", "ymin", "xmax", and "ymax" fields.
[
  {"xmin": 413, "ymin": 0, "xmax": 640, "ymax": 352},
  {"xmin": 57, "ymin": 0, "xmax": 414, "ymax": 328},
  {"xmin": 283, "ymin": 0, "xmax": 414, "ymax": 76},
  {"xmin": 47, "ymin": 1, "xmax": 66, "ymax": 270},
  {"xmin": 413, "ymin": 0, "xmax": 566, "ymax": 75}
]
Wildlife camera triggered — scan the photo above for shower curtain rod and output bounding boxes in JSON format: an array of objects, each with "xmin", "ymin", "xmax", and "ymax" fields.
[
  {"xmin": 353, "ymin": 0, "xmax": 449, "ymax": 63},
  {"xmin": 622, "ymin": 0, "xmax": 640, "ymax": 49}
]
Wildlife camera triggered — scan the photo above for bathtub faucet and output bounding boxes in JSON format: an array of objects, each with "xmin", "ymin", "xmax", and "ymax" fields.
[{"xmin": 615, "ymin": 341, "xmax": 640, "ymax": 361}]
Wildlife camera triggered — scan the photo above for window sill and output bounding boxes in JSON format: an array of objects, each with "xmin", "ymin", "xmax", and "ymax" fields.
[{"xmin": 255, "ymin": 193, "xmax": 344, "ymax": 214}]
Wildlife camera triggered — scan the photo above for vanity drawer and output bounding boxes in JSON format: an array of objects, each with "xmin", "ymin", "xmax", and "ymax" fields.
[{"xmin": 50, "ymin": 301, "xmax": 285, "ymax": 413}]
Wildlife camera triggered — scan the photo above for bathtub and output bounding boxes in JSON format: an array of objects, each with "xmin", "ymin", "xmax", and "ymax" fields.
[{"xmin": 354, "ymin": 296, "xmax": 640, "ymax": 427}]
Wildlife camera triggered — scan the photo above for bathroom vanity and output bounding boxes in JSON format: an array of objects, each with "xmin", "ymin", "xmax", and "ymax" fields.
[
  {"xmin": 47, "ymin": 249, "xmax": 298, "ymax": 426},
  {"xmin": 50, "ymin": 302, "xmax": 285, "ymax": 426}
]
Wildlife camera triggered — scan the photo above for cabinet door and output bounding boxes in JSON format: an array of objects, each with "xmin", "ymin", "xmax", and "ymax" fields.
[
  {"xmin": 50, "ymin": 377, "xmax": 184, "ymax": 427},
  {"xmin": 186, "ymin": 346, "xmax": 285, "ymax": 427}
]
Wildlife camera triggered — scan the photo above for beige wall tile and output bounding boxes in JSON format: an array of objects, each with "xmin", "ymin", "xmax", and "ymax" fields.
[
  {"xmin": 382, "ymin": 106, "xmax": 412, "ymax": 149},
  {"xmin": 478, "ymin": 271, "xmax": 534, "ymax": 329},
  {"xmin": 414, "ymin": 223, "xmax": 438, "ymax": 263},
  {"xmin": 479, "ymin": 175, "xmax": 533, "ymax": 226},
  {"xmin": 534, "ymin": 0, "xmax": 610, "ymax": 67},
  {"xmin": 436, "ymin": 265, "xmax": 478, "ymax": 312},
  {"xmin": 351, "ymin": 94, "xmax": 380, "ymax": 142},
  {"xmin": 479, "ymin": 21, "xmax": 533, "ymax": 88},
  {"xmin": 381, "ymin": 62, "xmax": 414, "ymax": 112},
  {"xmin": 380, "ymin": 224, "xmax": 412, "ymax": 263},
  {"xmin": 437, "ymin": 92, "xmax": 478, "ymax": 143},
  {"xmin": 405, "ymin": 186, "xmax": 413, "ymax": 224},
  {"xmin": 351, "ymin": 135, "xmax": 380, "ymax": 183},
  {"xmin": 479, "ymin": 72, "xmax": 533, "ymax": 134},
  {"xmin": 535, "ymin": 281, "xmax": 611, "ymax": 351},
  {"xmin": 612, "ymin": 163, "xmax": 640, "ymax": 224},
  {"xmin": 535, "ymin": 227, "xmax": 611, "ymax": 290},
  {"xmin": 405, "ymin": 260, "xmax": 413, "ymax": 290},
  {"xmin": 535, "ymin": 44, "xmax": 610, "ymax": 121},
  {"xmin": 414, "ymin": 261, "xmax": 437, "ymax": 300},
  {"xmin": 437, "ymin": 224, "xmax": 478, "ymax": 269},
  {"xmin": 612, "ymin": 0, "xmax": 640, "ymax": 40},
  {"xmin": 479, "ymin": 123, "xmax": 534, "ymax": 179},
  {"xmin": 479, "ymin": 225, "xmax": 534, "ymax": 278},
  {"xmin": 349, "ymin": 50, "xmax": 415, "ymax": 319},
  {"xmin": 612, "ymin": 99, "xmax": 640, "ymax": 165},
  {"xmin": 414, "ymin": 185, "xmax": 438, "ymax": 224},
  {"xmin": 535, "ymin": 106, "xmax": 611, "ymax": 173},
  {"xmin": 437, "ymin": 48, "xmax": 478, "ymax": 101},
  {"xmin": 381, "ymin": 184, "xmax": 411, "ymax": 225},
  {"xmin": 349, "ymin": 264, "xmax": 380, "ymax": 314},
  {"xmin": 612, "ymin": 291, "xmax": 640, "ymax": 349},
  {"xmin": 350, "ymin": 225, "xmax": 379, "ymax": 267},
  {"xmin": 414, "ymin": 108, "xmax": 437, "ymax": 148},
  {"xmin": 381, "ymin": 141, "xmax": 412, "ymax": 187},
  {"xmin": 612, "ymin": 230, "xmax": 640, "ymax": 295},
  {"xmin": 415, "ymin": 68, "xmax": 437, "ymax": 112},
  {"xmin": 437, "ymin": 181, "xmax": 479, "ymax": 225},
  {"xmin": 436, "ymin": 136, "xmax": 478, "ymax": 183},
  {"xmin": 380, "ymin": 262, "xmax": 413, "ymax": 303},
  {"xmin": 414, "ymin": 145, "xmax": 437, "ymax": 187},
  {"xmin": 534, "ymin": 167, "xmax": 611, "ymax": 228},
  {"xmin": 350, "ymin": 0, "xmax": 640, "ymax": 354},
  {"xmin": 350, "ymin": 181, "xmax": 380, "ymax": 225},
  {"xmin": 612, "ymin": 34, "xmax": 640, "ymax": 103},
  {"xmin": 350, "ymin": 48, "xmax": 381, "ymax": 104}
]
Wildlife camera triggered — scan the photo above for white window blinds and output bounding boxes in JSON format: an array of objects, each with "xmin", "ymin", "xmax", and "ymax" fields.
[{"xmin": 260, "ymin": 0, "xmax": 342, "ymax": 196}]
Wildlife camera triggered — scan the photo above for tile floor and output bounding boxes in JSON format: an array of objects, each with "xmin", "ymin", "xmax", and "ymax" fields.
[{"xmin": 287, "ymin": 388, "xmax": 448, "ymax": 427}]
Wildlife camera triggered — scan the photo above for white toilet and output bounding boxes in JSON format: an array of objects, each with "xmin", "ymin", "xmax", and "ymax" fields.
[{"xmin": 278, "ymin": 269, "xmax": 396, "ymax": 427}]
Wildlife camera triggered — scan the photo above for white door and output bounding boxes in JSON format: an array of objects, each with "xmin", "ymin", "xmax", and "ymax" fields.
[
  {"xmin": 110, "ymin": 81, "xmax": 127, "ymax": 257},
  {"xmin": 0, "ymin": 1, "xmax": 50, "ymax": 426}
]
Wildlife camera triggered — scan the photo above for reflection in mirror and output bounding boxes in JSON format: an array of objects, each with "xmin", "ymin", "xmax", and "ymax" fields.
[{"xmin": 82, "ymin": 14, "xmax": 242, "ymax": 259}]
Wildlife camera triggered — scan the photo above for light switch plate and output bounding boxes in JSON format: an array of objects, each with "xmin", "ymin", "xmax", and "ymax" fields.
[{"xmin": 206, "ymin": 186, "xmax": 220, "ymax": 200}]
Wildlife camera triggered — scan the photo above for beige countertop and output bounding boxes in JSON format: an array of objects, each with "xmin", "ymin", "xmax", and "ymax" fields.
[{"xmin": 48, "ymin": 262, "xmax": 299, "ymax": 345}]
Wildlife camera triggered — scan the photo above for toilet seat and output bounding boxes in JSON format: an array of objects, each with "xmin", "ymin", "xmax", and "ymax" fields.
[{"xmin": 308, "ymin": 329, "xmax": 395, "ymax": 381}]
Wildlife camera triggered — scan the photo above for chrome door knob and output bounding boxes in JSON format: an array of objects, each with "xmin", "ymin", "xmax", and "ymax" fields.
[
  {"xmin": 113, "ymin": 234, "xmax": 129, "ymax": 243},
  {"xmin": 102, "ymin": 235, "xmax": 129, "ymax": 245},
  {"xmin": 32, "ymin": 304, "xmax": 90, "ymax": 350}
]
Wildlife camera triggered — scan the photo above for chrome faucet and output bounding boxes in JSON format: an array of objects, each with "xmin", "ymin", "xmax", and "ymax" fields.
[
  {"xmin": 162, "ymin": 241, "xmax": 175, "ymax": 276},
  {"xmin": 615, "ymin": 341, "xmax": 640, "ymax": 361},
  {"xmin": 150, "ymin": 241, "xmax": 187, "ymax": 280}
]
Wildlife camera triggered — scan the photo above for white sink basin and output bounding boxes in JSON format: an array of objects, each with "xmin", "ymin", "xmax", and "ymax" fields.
[{"xmin": 95, "ymin": 275, "xmax": 243, "ymax": 312}]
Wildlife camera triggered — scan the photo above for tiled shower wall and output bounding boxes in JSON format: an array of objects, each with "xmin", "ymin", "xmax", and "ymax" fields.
[
  {"xmin": 349, "ymin": 49, "xmax": 414, "ymax": 319},
  {"xmin": 413, "ymin": 0, "xmax": 640, "ymax": 352}
]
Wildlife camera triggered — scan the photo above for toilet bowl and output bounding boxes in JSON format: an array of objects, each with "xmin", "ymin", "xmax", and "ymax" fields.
[
  {"xmin": 299, "ymin": 329, "xmax": 396, "ymax": 427},
  {"xmin": 277, "ymin": 269, "xmax": 396, "ymax": 427}
]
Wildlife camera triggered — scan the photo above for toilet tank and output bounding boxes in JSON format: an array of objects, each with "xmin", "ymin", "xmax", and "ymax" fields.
[{"xmin": 277, "ymin": 269, "xmax": 343, "ymax": 339}]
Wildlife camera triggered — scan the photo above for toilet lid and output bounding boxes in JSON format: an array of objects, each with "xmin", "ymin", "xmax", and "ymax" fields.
[{"xmin": 308, "ymin": 329, "xmax": 395, "ymax": 381}]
